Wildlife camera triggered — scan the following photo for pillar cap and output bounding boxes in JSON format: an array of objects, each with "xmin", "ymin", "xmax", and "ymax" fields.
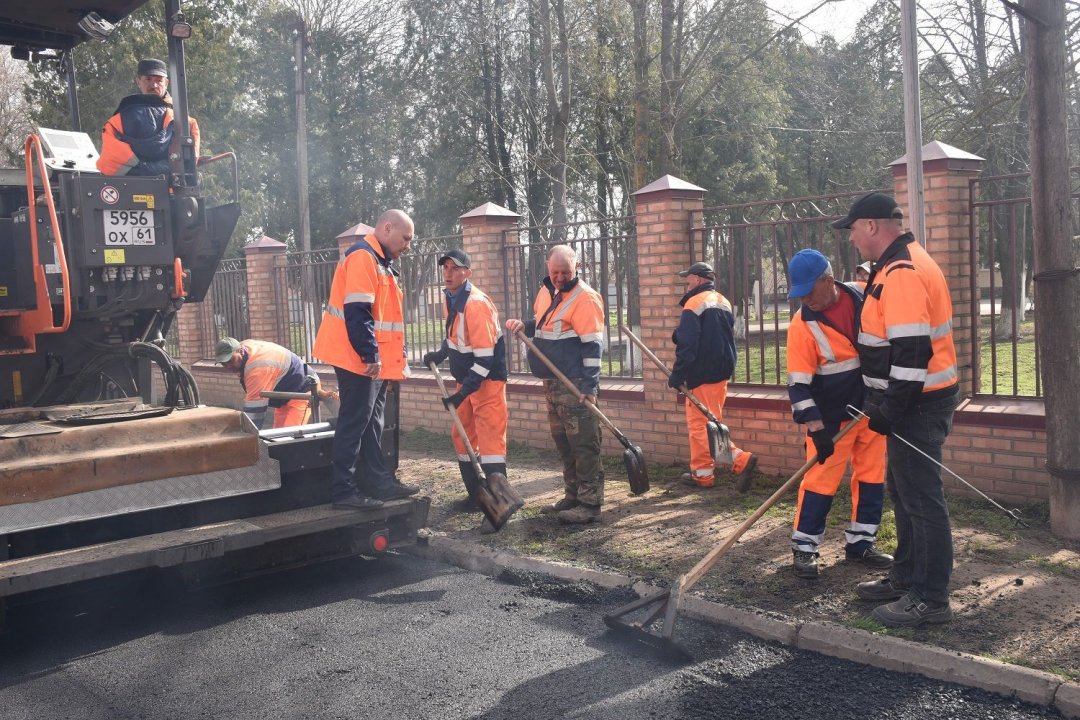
[
  {"xmin": 459, "ymin": 202, "xmax": 520, "ymax": 224},
  {"xmin": 335, "ymin": 222, "xmax": 375, "ymax": 242},
  {"xmin": 244, "ymin": 235, "xmax": 286, "ymax": 253},
  {"xmin": 891, "ymin": 141, "xmax": 985, "ymax": 176},
  {"xmin": 632, "ymin": 175, "xmax": 706, "ymax": 202}
]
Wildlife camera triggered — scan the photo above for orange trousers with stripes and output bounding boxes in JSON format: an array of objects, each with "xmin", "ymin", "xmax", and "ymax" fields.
[
  {"xmin": 273, "ymin": 399, "xmax": 311, "ymax": 428},
  {"xmin": 685, "ymin": 380, "xmax": 750, "ymax": 486},
  {"xmin": 451, "ymin": 379, "xmax": 508, "ymax": 471}
]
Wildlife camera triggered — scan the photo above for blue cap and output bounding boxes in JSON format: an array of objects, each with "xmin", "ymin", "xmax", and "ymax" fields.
[{"xmin": 787, "ymin": 249, "xmax": 829, "ymax": 299}]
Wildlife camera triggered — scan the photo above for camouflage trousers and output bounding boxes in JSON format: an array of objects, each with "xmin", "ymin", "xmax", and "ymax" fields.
[{"xmin": 544, "ymin": 379, "xmax": 604, "ymax": 507}]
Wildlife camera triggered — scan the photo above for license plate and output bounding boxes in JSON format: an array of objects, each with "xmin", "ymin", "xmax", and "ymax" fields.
[{"xmin": 103, "ymin": 209, "xmax": 156, "ymax": 246}]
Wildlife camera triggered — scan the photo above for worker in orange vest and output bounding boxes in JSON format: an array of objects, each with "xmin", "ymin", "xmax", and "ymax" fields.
[
  {"xmin": 669, "ymin": 262, "xmax": 757, "ymax": 491},
  {"xmin": 423, "ymin": 249, "xmax": 509, "ymax": 532},
  {"xmin": 216, "ymin": 337, "xmax": 322, "ymax": 429},
  {"xmin": 313, "ymin": 209, "xmax": 419, "ymax": 510},
  {"xmin": 96, "ymin": 58, "xmax": 200, "ymax": 177}
]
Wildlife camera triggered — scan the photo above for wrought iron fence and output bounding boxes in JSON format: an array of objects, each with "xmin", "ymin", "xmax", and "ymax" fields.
[
  {"xmin": 691, "ymin": 191, "xmax": 880, "ymax": 386},
  {"xmin": 204, "ymin": 257, "xmax": 249, "ymax": 349},
  {"xmin": 966, "ymin": 169, "xmax": 1080, "ymax": 398},
  {"xmin": 397, "ymin": 235, "xmax": 464, "ymax": 367},
  {"xmin": 273, "ymin": 248, "xmax": 338, "ymax": 361},
  {"xmin": 502, "ymin": 218, "xmax": 641, "ymax": 378}
]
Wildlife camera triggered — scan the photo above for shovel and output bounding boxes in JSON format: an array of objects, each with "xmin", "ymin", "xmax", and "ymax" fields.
[
  {"xmin": 514, "ymin": 331, "xmax": 649, "ymax": 495},
  {"xmin": 429, "ymin": 363, "xmax": 524, "ymax": 530},
  {"xmin": 620, "ymin": 326, "xmax": 734, "ymax": 470},
  {"xmin": 603, "ymin": 417, "xmax": 864, "ymax": 660}
]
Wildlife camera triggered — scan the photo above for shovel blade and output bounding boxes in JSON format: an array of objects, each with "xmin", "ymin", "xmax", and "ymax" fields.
[
  {"xmin": 708, "ymin": 421, "xmax": 734, "ymax": 470},
  {"xmin": 474, "ymin": 472, "xmax": 525, "ymax": 531},
  {"xmin": 624, "ymin": 445, "xmax": 650, "ymax": 495}
]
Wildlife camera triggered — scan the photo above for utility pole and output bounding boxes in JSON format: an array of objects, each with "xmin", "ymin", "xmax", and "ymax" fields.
[
  {"xmin": 293, "ymin": 17, "xmax": 315, "ymax": 356},
  {"xmin": 1022, "ymin": 0, "xmax": 1080, "ymax": 539},
  {"xmin": 900, "ymin": 0, "xmax": 925, "ymax": 245}
]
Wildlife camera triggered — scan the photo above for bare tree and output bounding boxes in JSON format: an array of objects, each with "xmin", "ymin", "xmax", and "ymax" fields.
[{"xmin": 0, "ymin": 55, "xmax": 32, "ymax": 164}]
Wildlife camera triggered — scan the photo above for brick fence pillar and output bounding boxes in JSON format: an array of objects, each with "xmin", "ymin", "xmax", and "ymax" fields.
[
  {"xmin": 459, "ymin": 202, "xmax": 520, "ymax": 313},
  {"xmin": 632, "ymin": 175, "xmax": 707, "ymax": 413},
  {"xmin": 336, "ymin": 221, "xmax": 375, "ymax": 257},
  {"xmin": 244, "ymin": 236, "xmax": 288, "ymax": 346},
  {"xmin": 892, "ymin": 141, "xmax": 985, "ymax": 396}
]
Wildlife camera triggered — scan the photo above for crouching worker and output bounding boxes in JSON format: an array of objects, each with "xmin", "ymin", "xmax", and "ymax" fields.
[{"xmin": 216, "ymin": 337, "xmax": 316, "ymax": 429}]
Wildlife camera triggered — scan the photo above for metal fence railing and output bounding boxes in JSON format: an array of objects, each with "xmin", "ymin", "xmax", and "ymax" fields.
[
  {"xmin": 502, "ymin": 218, "xmax": 641, "ymax": 378},
  {"xmin": 965, "ymin": 169, "xmax": 1080, "ymax": 398},
  {"xmin": 691, "ymin": 191, "xmax": 881, "ymax": 386},
  {"xmin": 204, "ymin": 257, "xmax": 249, "ymax": 350},
  {"xmin": 273, "ymin": 248, "xmax": 338, "ymax": 361},
  {"xmin": 398, "ymin": 235, "xmax": 464, "ymax": 366}
]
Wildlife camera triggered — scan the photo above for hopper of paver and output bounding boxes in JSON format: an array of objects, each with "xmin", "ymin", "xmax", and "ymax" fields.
[{"xmin": 0, "ymin": 404, "xmax": 275, "ymax": 534}]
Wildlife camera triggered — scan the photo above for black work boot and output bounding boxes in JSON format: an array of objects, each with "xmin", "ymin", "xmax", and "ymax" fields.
[
  {"xmin": 856, "ymin": 576, "xmax": 909, "ymax": 602},
  {"xmin": 871, "ymin": 594, "xmax": 952, "ymax": 628},
  {"xmin": 792, "ymin": 550, "xmax": 820, "ymax": 579},
  {"xmin": 845, "ymin": 545, "xmax": 894, "ymax": 569}
]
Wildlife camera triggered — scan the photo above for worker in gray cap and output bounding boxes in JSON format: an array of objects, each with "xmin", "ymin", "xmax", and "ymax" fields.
[
  {"xmin": 669, "ymin": 261, "xmax": 757, "ymax": 492},
  {"xmin": 97, "ymin": 57, "xmax": 201, "ymax": 176}
]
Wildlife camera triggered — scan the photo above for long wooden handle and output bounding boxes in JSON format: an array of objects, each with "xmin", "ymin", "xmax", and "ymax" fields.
[
  {"xmin": 429, "ymin": 363, "xmax": 484, "ymax": 477},
  {"xmin": 675, "ymin": 417, "xmax": 865, "ymax": 591},
  {"xmin": 620, "ymin": 325, "xmax": 720, "ymax": 424},
  {"xmin": 513, "ymin": 330, "xmax": 623, "ymax": 437}
]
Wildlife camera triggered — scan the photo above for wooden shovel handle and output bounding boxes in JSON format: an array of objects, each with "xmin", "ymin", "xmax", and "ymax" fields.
[
  {"xmin": 620, "ymin": 325, "xmax": 720, "ymax": 425},
  {"xmin": 513, "ymin": 330, "xmax": 623, "ymax": 437},
  {"xmin": 675, "ymin": 416, "xmax": 866, "ymax": 591},
  {"xmin": 429, "ymin": 363, "xmax": 485, "ymax": 478}
]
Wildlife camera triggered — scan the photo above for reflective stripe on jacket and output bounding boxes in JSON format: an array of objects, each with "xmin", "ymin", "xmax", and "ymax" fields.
[
  {"xmin": 787, "ymin": 282, "xmax": 865, "ymax": 429},
  {"xmin": 524, "ymin": 276, "xmax": 605, "ymax": 396},
  {"xmin": 238, "ymin": 339, "xmax": 311, "ymax": 420},
  {"xmin": 857, "ymin": 233, "xmax": 958, "ymax": 420},
  {"xmin": 312, "ymin": 234, "xmax": 408, "ymax": 380},
  {"xmin": 96, "ymin": 93, "xmax": 201, "ymax": 176},
  {"xmin": 671, "ymin": 283, "xmax": 736, "ymax": 389},
  {"xmin": 438, "ymin": 281, "xmax": 507, "ymax": 395}
]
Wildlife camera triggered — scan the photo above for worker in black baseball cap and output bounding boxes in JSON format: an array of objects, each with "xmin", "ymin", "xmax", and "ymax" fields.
[{"xmin": 831, "ymin": 192, "xmax": 904, "ymax": 230}]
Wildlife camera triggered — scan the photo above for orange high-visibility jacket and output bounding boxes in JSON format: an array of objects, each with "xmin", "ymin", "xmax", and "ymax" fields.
[
  {"xmin": 439, "ymin": 281, "xmax": 507, "ymax": 396},
  {"xmin": 96, "ymin": 93, "xmax": 200, "ymax": 177},
  {"xmin": 857, "ymin": 233, "xmax": 958, "ymax": 420},
  {"xmin": 787, "ymin": 282, "xmax": 865, "ymax": 428},
  {"xmin": 525, "ymin": 276, "xmax": 605, "ymax": 396},
  {"xmin": 237, "ymin": 339, "xmax": 312, "ymax": 425},
  {"xmin": 313, "ymin": 234, "xmax": 408, "ymax": 380}
]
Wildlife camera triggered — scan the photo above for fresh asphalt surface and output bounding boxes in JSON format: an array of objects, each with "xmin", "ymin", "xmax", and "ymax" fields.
[{"xmin": 0, "ymin": 554, "xmax": 1063, "ymax": 720}]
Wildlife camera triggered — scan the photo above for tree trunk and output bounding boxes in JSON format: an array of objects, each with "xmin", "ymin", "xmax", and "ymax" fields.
[
  {"xmin": 660, "ymin": 0, "xmax": 677, "ymax": 174},
  {"xmin": 629, "ymin": 0, "xmax": 649, "ymax": 192},
  {"xmin": 1023, "ymin": 0, "xmax": 1080, "ymax": 540}
]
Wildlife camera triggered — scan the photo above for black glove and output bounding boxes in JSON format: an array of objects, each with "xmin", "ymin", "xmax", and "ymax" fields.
[
  {"xmin": 442, "ymin": 391, "xmax": 465, "ymax": 410},
  {"xmin": 667, "ymin": 372, "xmax": 684, "ymax": 390},
  {"xmin": 866, "ymin": 404, "xmax": 893, "ymax": 436},
  {"xmin": 423, "ymin": 351, "xmax": 443, "ymax": 368},
  {"xmin": 808, "ymin": 428, "xmax": 834, "ymax": 465}
]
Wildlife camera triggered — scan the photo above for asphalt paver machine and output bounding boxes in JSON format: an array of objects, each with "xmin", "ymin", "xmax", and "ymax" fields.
[{"xmin": 0, "ymin": 0, "xmax": 428, "ymax": 622}]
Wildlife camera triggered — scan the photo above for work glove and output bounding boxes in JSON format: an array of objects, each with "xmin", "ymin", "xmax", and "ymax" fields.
[
  {"xmin": 808, "ymin": 428, "xmax": 834, "ymax": 465},
  {"xmin": 442, "ymin": 391, "xmax": 466, "ymax": 410},
  {"xmin": 667, "ymin": 372, "xmax": 685, "ymax": 390},
  {"xmin": 865, "ymin": 404, "xmax": 893, "ymax": 436},
  {"xmin": 423, "ymin": 351, "xmax": 444, "ymax": 368}
]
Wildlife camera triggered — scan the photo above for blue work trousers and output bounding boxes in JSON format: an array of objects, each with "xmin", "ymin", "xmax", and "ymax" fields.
[
  {"xmin": 330, "ymin": 367, "xmax": 394, "ymax": 501},
  {"xmin": 885, "ymin": 390, "xmax": 959, "ymax": 605}
]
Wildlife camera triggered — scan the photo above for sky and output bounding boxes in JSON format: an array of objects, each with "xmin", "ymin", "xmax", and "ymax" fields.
[{"xmin": 768, "ymin": 0, "xmax": 881, "ymax": 45}]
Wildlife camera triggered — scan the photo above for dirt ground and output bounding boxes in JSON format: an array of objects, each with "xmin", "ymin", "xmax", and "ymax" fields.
[{"xmin": 398, "ymin": 428, "xmax": 1080, "ymax": 681}]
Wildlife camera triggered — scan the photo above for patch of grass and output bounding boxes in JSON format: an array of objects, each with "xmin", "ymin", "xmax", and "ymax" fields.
[
  {"xmin": 400, "ymin": 426, "xmax": 454, "ymax": 454},
  {"xmin": 946, "ymin": 496, "xmax": 1049, "ymax": 534},
  {"xmin": 1028, "ymin": 556, "xmax": 1080, "ymax": 578},
  {"xmin": 994, "ymin": 655, "xmax": 1079, "ymax": 683},
  {"xmin": 847, "ymin": 616, "xmax": 887, "ymax": 633}
]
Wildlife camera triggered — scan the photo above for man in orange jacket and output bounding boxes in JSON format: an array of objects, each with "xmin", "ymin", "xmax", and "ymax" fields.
[
  {"xmin": 313, "ymin": 209, "xmax": 419, "ymax": 510},
  {"xmin": 506, "ymin": 244, "xmax": 606, "ymax": 525},
  {"xmin": 785, "ymin": 249, "xmax": 890, "ymax": 579},
  {"xmin": 836, "ymin": 192, "xmax": 961, "ymax": 628},
  {"xmin": 423, "ymin": 249, "xmax": 509, "ymax": 532},
  {"xmin": 96, "ymin": 58, "xmax": 201, "ymax": 177},
  {"xmin": 216, "ymin": 337, "xmax": 318, "ymax": 429}
]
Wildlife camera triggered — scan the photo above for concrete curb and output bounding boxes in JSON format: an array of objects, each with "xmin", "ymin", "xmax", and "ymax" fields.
[{"xmin": 405, "ymin": 534, "xmax": 1080, "ymax": 718}]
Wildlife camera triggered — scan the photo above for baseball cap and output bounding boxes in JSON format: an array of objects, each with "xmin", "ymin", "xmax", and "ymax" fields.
[
  {"xmin": 857, "ymin": 261, "xmax": 872, "ymax": 275},
  {"xmin": 215, "ymin": 337, "xmax": 241, "ymax": 363},
  {"xmin": 438, "ymin": 248, "xmax": 471, "ymax": 269},
  {"xmin": 676, "ymin": 261, "xmax": 715, "ymax": 280},
  {"xmin": 136, "ymin": 58, "xmax": 168, "ymax": 78},
  {"xmin": 831, "ymin": 192, "xmax": 903, "ymax": 229},
  {"xmin": 787, "ymin": 249, "xmax": 830, "ymax": 299}
]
